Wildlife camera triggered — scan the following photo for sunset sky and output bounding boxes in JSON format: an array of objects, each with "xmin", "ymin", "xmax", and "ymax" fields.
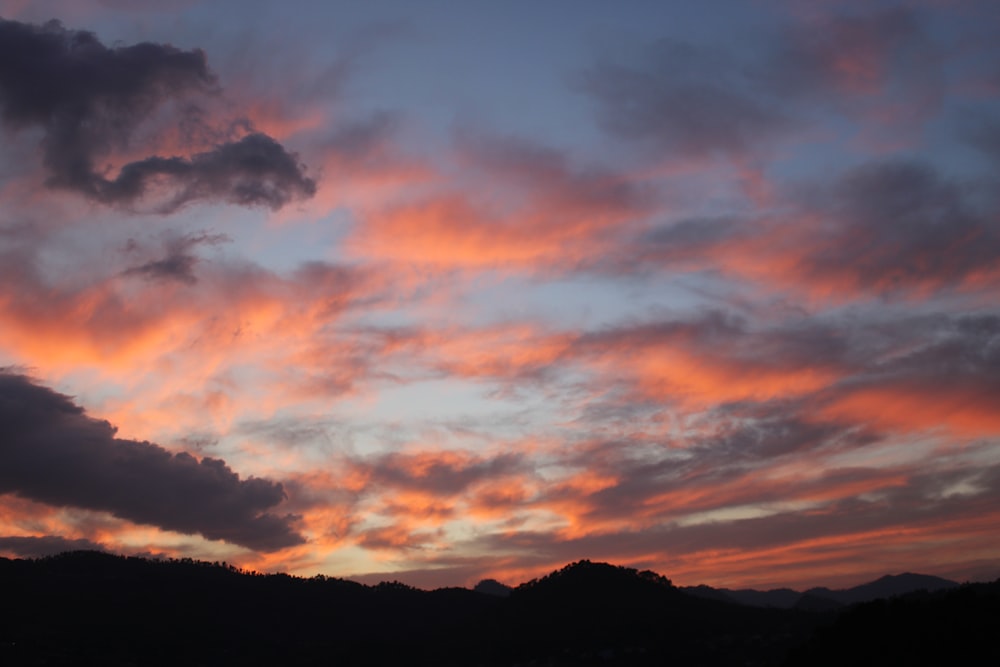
[{"xmin": 1, "ymin": 0, "xmax": 999, "ymax": 591}]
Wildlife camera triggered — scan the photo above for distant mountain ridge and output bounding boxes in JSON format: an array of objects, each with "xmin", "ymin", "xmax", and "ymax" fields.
[{"xmin": 682, "ymin": 572, "xmax": 960, "ymax": 609}]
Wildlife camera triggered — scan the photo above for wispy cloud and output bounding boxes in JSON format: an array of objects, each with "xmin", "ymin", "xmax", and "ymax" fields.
[{"xmin": 0, "ymin": 3, "xmax": 998, "ymax": 590}]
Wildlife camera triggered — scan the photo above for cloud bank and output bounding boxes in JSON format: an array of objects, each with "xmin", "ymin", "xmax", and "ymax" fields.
[{"xmin": 0, "ymin": 372, "xmax": 304, "ymax": 551}]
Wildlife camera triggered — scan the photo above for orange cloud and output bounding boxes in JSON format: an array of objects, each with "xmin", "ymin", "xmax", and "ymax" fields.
[
  {"xmin": 0, "ymin": 257, "xmax": 388, "ymax": 442},
  {"xmin": 348, "ymin": 135, "xmax": 650, "ymax": 271},
  {"xmin": 821, "ymin": 384, "xmax": 1000, "ymax": 438},
  {"xmin": 663, "ymin": 509, "xmax": 1000, "ymax": 590}
]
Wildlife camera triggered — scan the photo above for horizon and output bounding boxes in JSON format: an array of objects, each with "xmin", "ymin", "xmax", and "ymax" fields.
[
  {"xmin": 3, "ymin": 548, "xmax": 991, "ymax": 594},
  {"xmin": 1, "ymin": 0, "xmax": 999, "ymax": 593}
]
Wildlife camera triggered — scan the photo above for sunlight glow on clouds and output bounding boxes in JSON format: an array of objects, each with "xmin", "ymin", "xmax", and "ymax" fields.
[{"xmin": 1, "ymin": 1, "xmax": 999, "ymax": 591}]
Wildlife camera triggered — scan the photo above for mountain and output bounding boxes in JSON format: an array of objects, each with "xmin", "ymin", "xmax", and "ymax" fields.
[
  {"xmin": 784, "ymin": 578, "xmax": 1000, "ymax": 666},
  {"xmin": 483, "ymin": 560, "xmax": 821, "ymax": 666},
  {"xmin": 712, "ymin": 586, "xmax": 802, "ymax": 608},
  {"xmin": 684, "ymin": 572, "xmax": 960, "ymax": 610},
  {"xmin": 805, "ymin": 572, "xmax": 959, "ymax": 605},
  {"xmin": 0, "ymin": 552, "xmax": 992, "ymax": 666},
  {"xmin": 473, "ymin": 577, "xmax": 512, "ymax": 597},
  {"xmin": 0, "ymin": 553, "xmax": 818, "ymax": 666}
]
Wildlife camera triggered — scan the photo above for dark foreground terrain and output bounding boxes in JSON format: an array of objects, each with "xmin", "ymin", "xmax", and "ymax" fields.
[{"xmin": 1, "ymin": 553, "xmax": 996, "ymax": 666}]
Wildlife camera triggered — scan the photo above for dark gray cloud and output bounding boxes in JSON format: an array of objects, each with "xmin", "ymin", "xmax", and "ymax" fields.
[
  {"xmin": 324, "ymin": 112, "xmax": 398, "ymax": 161},
  {"xmin": 762, "ymin": 7, "xmax": 939, "ymax": 100},
  {"xmin": 104, "ymin": 132, "xmax": 317, "ymax": 212},
  {"xmin": 570, "ymin": 308, "xmax": 1000, "ymax": 425},
  {"xmin": 355, "ymin": 451, "xmax": 525, "ymax": 496},
  {"xmin": 579, "ymin": 39, "xmax": 791, "ymax": 161},
  {"xmin": 603, "ymin": 216, "xmax": 749, "ymax": 279},
  {"xmin": 122, "ymin": 231, "xmax": 230, "ymax": 284},
  {"xmin": 0, "ymin": 372, "xmax": 304, "ymax": 551},
  {"xmin": 798, "ymin": 160, "xmax": 1000, "ymax": 292},
  {"xmin": 355, "ymin": 525, "xmax": 440, "ymax": 552},
  {"xmin": 236, "ymin": 416, "xmax": 338, "ymax": 450},
  {"xmin": 455, "ymin": 130, "xmax": 652, "ymax": 217},
  {"xmin": 531, "ymin": 417, "xmax": 867, "ymax": 528},
  {"xmin": 871, "ymin": 314, "xmax": 1000, "ymax": 381},
  {"xmin": 576, "ymin": 309, "xmax": 745, "ymax": 348},
  {"xmin": 621, "ymin": 158, "xmax": 1000, "ymax": 296},
  {"xmin": 0, "ymin": 18, "xmax": 315, "ymax": 211},
  {"xmin": 823, "ymin": 312, "xmax": 1000, "ymax": 418},
  {"xmin": 580, "ymin": 8, "xmax": 946, "ymax": 162},
  {"xmin": 694, "ymin": 408, "xmax": 871, "ymax": 461},
  {"xmin": 525, "ymin": 309, "xmax": 1000, "ymax": 531},
  {"xmin": 465, "ymin": 456, "xmax": 1000, "ymax": 573},
  {"xmin": 0, "ymin": 534, "xmax": 108, "ymax": 559},
  {"xmin": 355, "ymin": 454, "xmax": 1000, "ymax": 589},
  {"xmin": 640, "ymin": 216, "xmax": 745, "ymax": 255},
  {"xmin": 962, "ymin": 112, "xmax": 1000, "ymax": 168},
  {"xmin": 573, "ymin": 309, "xmax": 857, "ymax": 380}
]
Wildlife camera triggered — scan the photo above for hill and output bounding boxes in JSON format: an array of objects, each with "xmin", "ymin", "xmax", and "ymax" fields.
[
  {"xmin": 0, "ymin": 552, "xmax": 995, "ymax": 666},
  {"xmin": 683, "ymin": 572, "xmax": 960, "ymax": 609},
  {"xmin": 784, "ymin": 579, "xmax": 1000, "ymax": 666}
]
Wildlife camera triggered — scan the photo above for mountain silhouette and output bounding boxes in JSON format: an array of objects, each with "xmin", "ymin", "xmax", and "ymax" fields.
[
  {"xmin": 473, "ymin": 577, "xmax": 512, "ymax": 597},
  {"xmin": 684, "ymin": 572, "xmax": 959, "ymax": 609},
  {"xmin": 0, "ymin": 552, "xmax": 994, "ymax": 666},
  {"xmin": 785, "ymin": 578, "xmax": 1000, "ymax": 666},
  {"xmin": 804, "ymin": 572, "xmax": 959, "ymax": 605}
]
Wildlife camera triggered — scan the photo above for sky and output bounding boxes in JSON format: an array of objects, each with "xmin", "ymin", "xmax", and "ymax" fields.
[{"xmin": 1, "ymin": 0, "xmax": 999, "ymax": 591}]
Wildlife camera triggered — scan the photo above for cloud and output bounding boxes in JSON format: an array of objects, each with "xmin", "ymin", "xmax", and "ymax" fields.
[
  {"xmin": 355, "ymin": 524, "xmax": 441, "ymax": 552},
  {"xmin": 0, "ymin": 2, "xmax": 997, "ymax": 590},
  {"xmin": 817, "ymin": 313, "xmax": 1000, "ymax": 435},
  {"xmin": 0, "ymin": 372, "xmax": 305, "ymax": 551},
  {"xmin": 0, "ymin": 223, "xmax": 376, "ymax": 401},
  {"xmin": 314, "ymin": 449, "xmax": 536, "ymax": 551},
  {"xmin": 349, "ymin": 133, "xmax": 649, "ymax": 270},
  {"xmin": 580, "ymin": 7, "xmax": 945, "ymax": 161},
  {"xmin": 626, "ymin": 158, "xmax": 1000, "ymax": 298},
  {"xmin": 346, "ymin": 436, "xmax": 1000, "ymax": 589},
  {"xmin": 758, "ymin": 6, "xmax": 948, "ymax": 150},
  {"xmin": 0, "ymin": 534, "xmax": 108, "ymax": 558},
  {"xmin": 765, "ymin": 7, "xmax": 938, "ymax": 98},
  {"xmin": 568, "ymin": 308, "xmax": 1000, "ymax": 436},
  {"xmin": 0, "ymin": 241, "xmax": 393, "ymax": 445},
  {"xmin": 579, "ymin": 39, "xmax": 792, "ymax": 161},
  {"xmin": 102, "ymin": 132, "xmax": 317, "ymax": 212},
  {"xmin": 427, "ymin": 448, "xmax": 1000, "ymax": 588},
  {"xmin": 795, "ymin": 160, "xmax": 1000, "ymax": 294},
  {"xmin": 121, "ymin": 231, "xmax": 230, "ymax": 284},
  {"xmin": 962, "ymin": 112, "xmax": 1000, "ymax": 167},
  {"xmin": 567, "ymin": 311, "xmax": 851, "ymax": 408},
  {"xmin": 0, "ymin": 18, "xmax": 315, "ymax": 210},
  {"xmin": 350, "ymin": 449, "xmax": 527, "ymax": 498}
]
